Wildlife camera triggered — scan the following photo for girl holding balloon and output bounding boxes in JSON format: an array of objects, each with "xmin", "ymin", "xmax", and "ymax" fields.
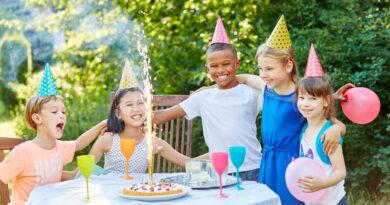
[
  {"xmin": 237, "ymin": 16, "xmax": 350, "ymax": 204},
  {"xmin": 295, "ymin": 44, "xmax": 347, "ymax": 205}
]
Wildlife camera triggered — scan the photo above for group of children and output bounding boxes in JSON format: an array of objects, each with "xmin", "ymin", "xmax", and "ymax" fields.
[{"xmin": 0, "ymin": 15, "xmax": 352, "ymax": 205}]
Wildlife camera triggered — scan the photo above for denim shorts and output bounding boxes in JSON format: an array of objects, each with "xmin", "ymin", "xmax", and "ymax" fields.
[{"xmin": 229, "ymin": 168, "xmax": 259, "ymax": 182}]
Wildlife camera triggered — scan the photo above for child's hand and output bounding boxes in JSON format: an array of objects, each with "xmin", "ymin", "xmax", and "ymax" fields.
[
  {"xmin": 298, "ymin": 176, "xmax": 325, "ymax": 192},
  {"xmin": 333, "ymin": 83, "xmax": 355, "ymax": 102},
  {"xmin": 321, "ymin": 125, "xmax": 342, "ymax": 155},
  {"xmin": 153, "ymin": 146, "xmax": 163, "ymax": 154},
  {"xmin": 99, "ymin": 119, "xmax": 108, "ymax": 135}
]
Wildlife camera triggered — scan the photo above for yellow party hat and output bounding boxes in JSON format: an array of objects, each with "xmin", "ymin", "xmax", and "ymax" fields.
[
  {"xmin": 265, "ymin": 15, "xmax": 292, "ymax": 50},
  {"xmin": 118, "ymin": 59, "xmax": 140, "ymax": 89}
]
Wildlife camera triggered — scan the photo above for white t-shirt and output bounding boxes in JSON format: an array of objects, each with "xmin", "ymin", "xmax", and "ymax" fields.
[
  {"xmin": 180, "ymin": 84, "xmax": 263, "ymax": 173},
  {"xmin": 301, "ymin": 138, "xmax": 346, "ymax": 205}
]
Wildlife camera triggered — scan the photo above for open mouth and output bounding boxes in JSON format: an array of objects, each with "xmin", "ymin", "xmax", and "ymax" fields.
[{"xmin": 56, "ymin": 123, "xmax": 64, "ymax": 133}]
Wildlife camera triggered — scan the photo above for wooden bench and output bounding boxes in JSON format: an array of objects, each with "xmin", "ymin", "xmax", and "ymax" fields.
[
  {"xmin": 152, "ymin": 95, "xmax": 193, "ymax": 173},
  {"xmin": 0, "ymin": 137, "xmax": 26, "ymax": 205}
]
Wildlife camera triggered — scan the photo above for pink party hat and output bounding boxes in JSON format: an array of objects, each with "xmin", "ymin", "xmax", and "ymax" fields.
[
  {"xmin": 211, "ymin": 16, "xmax": 231, "ymax": 44},
  {"xmin": 304, "ymin": 44, "xmax": 325, "ymax": 77}
]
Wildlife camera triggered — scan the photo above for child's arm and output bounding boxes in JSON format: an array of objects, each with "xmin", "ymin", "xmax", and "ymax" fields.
[
  {"xmin": 75, "ymin": 119, "xmax": 107, "ymax": 151},
  {"xmin": 154, "ymin": 137, "xmax": 190, "ymax": 167},
  {"xmin": 236, "ymin": 74, "xmax": 266, "ymax": 91},
  {"xmin": 333, "ymin": 83, "xmax": 355, "ymax": 102},
  {"xmin": 322, "ymin": 117, "xmax": 346, "ymax": 155},
  {"xmin": 298, "ymin": 145, "xmax": 346, "ymax": 192},
  {"xmin": 153, "ymin": 105, "xmax": 187, "ymax": 125},
  {"xmin": 61, "ymin": 170, "xmax": 78, "ymax": 181},
  {"xmin": 89, "ymin": 132, "xmax": 114, "ymax": 164},
  {"xmin": 194, "ymin": 153, "xmax": 209, "ymax": 159}
]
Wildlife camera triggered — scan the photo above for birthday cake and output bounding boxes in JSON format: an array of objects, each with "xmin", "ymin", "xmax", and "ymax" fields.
[{"xmin": 122, "ymin": 182, "xmax": 183, "ymax": 196}]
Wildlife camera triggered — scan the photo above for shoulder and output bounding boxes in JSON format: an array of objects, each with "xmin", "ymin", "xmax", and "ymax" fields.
[
  {"xmin": 240, "ymin": 84, "xmax": 261, "ymax": 94},
  {"xmin": 13, "ymin": 141, "xmax": 33, "ymax": 150},
  {"xmin": 97, "ymin": 132, "xmax": 115, "ymax": 146},
  {"xmin": 187, "ymin": 88, "xmax": 209, "ymax": 100},
  {"xmin": 6, "ymin": 141, "xmax": 31, "ymax": 157}
]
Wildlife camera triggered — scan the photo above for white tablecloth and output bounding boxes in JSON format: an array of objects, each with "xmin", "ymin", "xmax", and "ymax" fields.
[{"xmin": 26, "ymin": 173, "xmax": 280, "ymax": 205}]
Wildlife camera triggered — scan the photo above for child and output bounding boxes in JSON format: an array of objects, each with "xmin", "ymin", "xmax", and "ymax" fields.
[
  {"xmin": 0, "ymin": 65, "xmax": 106, "ymax": 205},
  {"xmin": 89, "ymin": 61, "xmax": 189, "ymax": 175},
  {"xmin": 296, "ymin": 44, "xmax": 347, "ymax": 205},
  {"xmin": 153, "ymin": 17, "xmax": 263, "ymax": 181},
  {"xmin": 236, "ymin": 16, "xmax": 349, "ymax": 204}
]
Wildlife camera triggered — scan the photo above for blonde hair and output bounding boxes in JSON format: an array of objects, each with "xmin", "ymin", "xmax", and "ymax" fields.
[
  {"xmin": 24, "ymin": 95, "xmax": 64, "ymax": 130},
  {"xmin": 296, "ymin": 76, "xmax": 336, "ymax": 119},
  {"xmin": 256, "ymin": 44, "xmax": 298, "ymax": 83}
]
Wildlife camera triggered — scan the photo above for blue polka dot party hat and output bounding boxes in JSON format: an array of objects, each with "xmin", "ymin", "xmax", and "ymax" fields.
[{"xmin": 37, "ymin": 63, "xmax": 58, "ymax": 96}]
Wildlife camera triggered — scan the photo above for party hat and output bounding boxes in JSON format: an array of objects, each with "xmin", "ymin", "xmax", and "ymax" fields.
[
  {"xmin": 211, "ymin": 16, "xmax": 231, "ymax": 44},
  {"xmin": 265, "ymin": 15, "xmax": 292, "ymax": 50},
  {"xmin": 37, "ymin": 63, "xmax": 58, "ymax": 96},
  {"xmin": 118, "ymin": 59, "xmax": 140, "ymax": 89},
  {"xmin": 304, "ymin": 44, "xmax": 325, "ymax": 77}
]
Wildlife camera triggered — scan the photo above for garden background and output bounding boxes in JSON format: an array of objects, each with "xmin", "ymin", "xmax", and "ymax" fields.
[{"xmin": 0, "ymin": 0, "xmax": 389, "ymax": 204}]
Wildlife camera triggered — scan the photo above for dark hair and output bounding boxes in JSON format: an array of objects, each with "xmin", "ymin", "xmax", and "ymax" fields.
[
  {"xmin": 296, "ymin": 76, "xmax": 336, "ymax": 119},
  {"xmin": 107, "ymin": 87, "xmax": 143, "ymax": 133},
  {"xmin": 206, "ymin": 43, "xmax": 238, "ymax": 59}
]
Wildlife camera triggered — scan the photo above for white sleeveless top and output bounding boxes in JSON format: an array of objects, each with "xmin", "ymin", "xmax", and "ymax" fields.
[
  {"xmin": 301, "ymin": 136, "xmax": 345, "ymax": 205},
  {"xmin": 103, "ymin": 134, "xmax": 148, "ymax": 175}
]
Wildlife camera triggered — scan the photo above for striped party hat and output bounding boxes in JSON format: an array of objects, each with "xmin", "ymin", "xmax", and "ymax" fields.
[
  {"xmin": 265, "ymin": 15, "xmax": 292, "ymax": 50},
  {"xmin": 37, "ymin": 63, "xmax": 58, "ymax": 96},
  {"xmin": 304, "ymin": 44, "xmax": 325, "ymax": 77}
]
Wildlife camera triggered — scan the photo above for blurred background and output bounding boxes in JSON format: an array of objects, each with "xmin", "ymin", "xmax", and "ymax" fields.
[{"xmin": 0, "ymin": 0, "xmax": 388, "ymax": 203}]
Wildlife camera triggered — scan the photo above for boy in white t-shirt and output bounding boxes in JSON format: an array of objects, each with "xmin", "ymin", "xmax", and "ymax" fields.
[{"xmin": 153, "ymin": 17, "xmax": 262, "ymax": 181}]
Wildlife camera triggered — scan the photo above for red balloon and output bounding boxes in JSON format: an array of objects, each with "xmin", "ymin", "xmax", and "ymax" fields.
[{"xmin": 341, "ymin": 87, "xmax": 380, "ymax": 124}]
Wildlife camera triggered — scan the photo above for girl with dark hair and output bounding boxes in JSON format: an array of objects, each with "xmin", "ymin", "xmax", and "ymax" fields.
[{"xmin": 89, "ymin": 87, "xmax": 190, "ymax": 175}]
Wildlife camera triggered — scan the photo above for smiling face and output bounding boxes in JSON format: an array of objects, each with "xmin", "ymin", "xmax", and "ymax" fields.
[
  {"xmin": 116, "ymin": 91, "xmax": 146, "ymax": 127},
  {"xmin": 297, "ymin": 91, "xmax": 328, "ymax": 120},
  {"xmin": 32, "ymin": 98, "xmax": 66, "ymax": 139},
  {"xmin": 206, "ymin": 48, "xmax": 240, "ymax": 89},
  {"xmin": 257, "ymin": 55, "xmax": 293, "ymax": 90}
]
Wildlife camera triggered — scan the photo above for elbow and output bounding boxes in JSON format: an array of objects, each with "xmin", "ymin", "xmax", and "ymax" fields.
[
  {"xmin": 75, "ymin": 140, "xmax": 82, "ymax": 151},
  {"xmin": 341, "ymin": 170, "xmax": 347, "ymax": 180}
]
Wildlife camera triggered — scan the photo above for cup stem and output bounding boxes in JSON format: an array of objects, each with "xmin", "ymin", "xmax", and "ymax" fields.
[
  {"xmin": 126, "ymin": 160, "xmax": 129, "ymax": 178},
  {"xmin": 86, "ymin": 177, "xmax": 89, "ymax": 202},
  {"xmin": 219, "ymin": 174, "xmax": 223, "ymax": 196},
  {"xmin": 236, "ymin": 168, "xmax": 240, "ymax": 189}
]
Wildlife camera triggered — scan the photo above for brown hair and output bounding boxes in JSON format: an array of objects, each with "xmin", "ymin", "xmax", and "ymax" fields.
[
  {"xmin": 24, "ymin": 95, "xmax": 64, "ymax": 130},
  {"xmin": 256, "ymin": 44, "xmax": 298, "ymax": 83},
  {"xmin": 296, "ymin": 76, "xmax": 336, "ymax": 119}
]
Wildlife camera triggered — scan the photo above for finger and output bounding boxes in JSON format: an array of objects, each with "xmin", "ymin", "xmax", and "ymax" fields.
[
  {"xmin": 345, "ymin": 83, "xmax": 356, "ymax": 89},
  {"xmin": 300, "ymin": 179, "xmax": 311, "ymax": 187},
  {"xmin": 302, "ymin": 188, "xmax": 313, "ymax": 193},
  {"xmin": 329, "ymin": 143, "xmax": 338, "ymax": 155},
  {"xmin": 323, "ymin": 138, "xmax": 330, "ymax": 153},
  {"xmin": 304, "ymin": 176, "xmax": 314, "ymax": 179}
]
